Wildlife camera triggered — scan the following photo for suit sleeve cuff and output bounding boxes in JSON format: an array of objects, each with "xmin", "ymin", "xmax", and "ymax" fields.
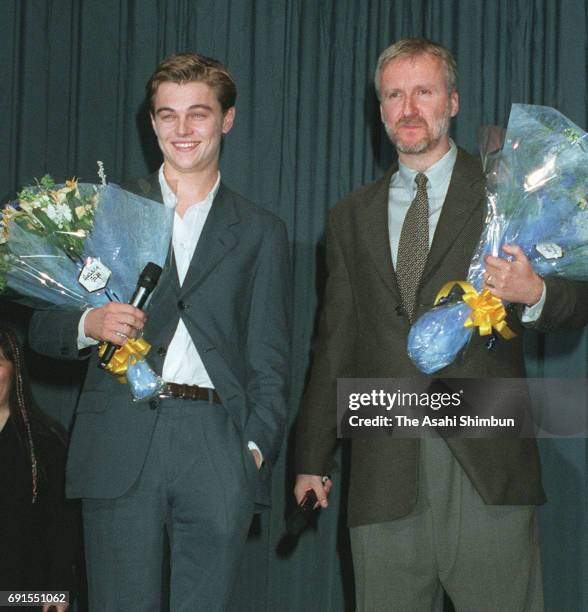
[
  {"xmin": 77, "ymin": 309, "xmax": 99, "ymax": 350},
  {"xmin": 247, "ymin": 441, "xmax": 264, "ymax": 466},
  {"xmin": 521, "ymin": 281, "xmax": 546, "ymax": 323}
]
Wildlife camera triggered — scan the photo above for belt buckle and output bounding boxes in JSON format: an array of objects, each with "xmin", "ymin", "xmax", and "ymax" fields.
[
  {"xmin": 158, "ymin": 383, "xmax": 175, "ymax": 400},
  {"xmin": 158, "ymin": 383, "xmax": 193, "ymax": 400},
  {"xmin": 157, "ymin": 383, "xmax": 213, "ymax": 401}
]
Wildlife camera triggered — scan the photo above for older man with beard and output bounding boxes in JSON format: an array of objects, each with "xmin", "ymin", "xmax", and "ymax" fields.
[{"xmin": 294, "ymin": 38, "xmax": 588, "ymax": 611}]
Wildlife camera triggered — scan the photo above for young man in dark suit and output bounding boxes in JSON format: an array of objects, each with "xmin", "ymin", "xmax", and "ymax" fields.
[
  {"xmin": 30, "ymin": 53, "xmax": 291, "ymax": 611},
  {"xmin": 295, "ymin": 38, "xmax": 588, "ymax": 611}
]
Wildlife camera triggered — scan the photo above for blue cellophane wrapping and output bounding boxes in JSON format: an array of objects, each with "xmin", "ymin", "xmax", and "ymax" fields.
[
  {"xmin": 408, "ymin": 104, "xmax": 588, "ymax": 374},
  {"xmin": 126, "ymin": 357, "xmax": 166, "ymax": 401},
  {"xmin": 82, "ymin": 184, "xmax": 173, "ymax": 303},
  {"xmin": 5, "ymin": 184, "xmax": 173, "ymax": 308},
  {"xmin": 4, "ymin": 183, "xmax": 173, "ymax": 400},
  {"xmin": 84, "ymin": 185, "xmax": 173, "ymax": 401}
]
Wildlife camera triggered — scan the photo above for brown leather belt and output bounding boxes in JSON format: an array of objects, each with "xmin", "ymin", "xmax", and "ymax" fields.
[{"xmin": 159, "ymin": 383, "xmax": 221, "ymax": 403}]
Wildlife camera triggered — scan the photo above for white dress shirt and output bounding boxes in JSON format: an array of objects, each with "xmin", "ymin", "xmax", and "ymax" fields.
[
  {"xmin": 159, "ymin": 166, "xmax": 219, "ymax": 386},
  {"xmin": 159, "ymin": 167, "xmax": 263, "ymax": 460}
]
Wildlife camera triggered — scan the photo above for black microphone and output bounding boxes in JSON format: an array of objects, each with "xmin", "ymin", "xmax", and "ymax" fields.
[
  {"xmin": 98, "ymin": 262, "xmax": 163, "ymax": 369},
  {"xmin": 286, "ymin": 490, "xmax": 319, "ymax": 536}
]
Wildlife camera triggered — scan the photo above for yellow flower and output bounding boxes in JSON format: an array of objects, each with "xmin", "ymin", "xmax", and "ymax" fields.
[
  {"xmin": 1, "ymin": 206, "xmax": 19, "ymax": 221},
  {"xmin": 50, "ymin": 178, "xmax": 79, "ymax": 204},
  {"xmin": 54, "ymin": 188, "xmax": 69, "ymax": 204}
]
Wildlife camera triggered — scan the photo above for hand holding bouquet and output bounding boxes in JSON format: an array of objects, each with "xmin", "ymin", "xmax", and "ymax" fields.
[
  {"xmin": 408, "ymin": 104, "xmax": 588, "ymax": 374},
  {"xmin": 1, "ymin": 170, "xmax": 174, "ymax": 400}
]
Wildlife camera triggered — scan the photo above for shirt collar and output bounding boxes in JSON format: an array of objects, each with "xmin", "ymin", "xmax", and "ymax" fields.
[
  {"xmin": 396, "ymin": 139, "xmax": 457, "ymax": 191},
  {"xmin": 158, "ymin": 164, "xmax": 221, "ymax": 213}
]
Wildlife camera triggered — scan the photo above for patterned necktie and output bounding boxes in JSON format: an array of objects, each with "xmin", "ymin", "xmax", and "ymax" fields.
[{"xmin": 396, "ymin": 172, "xmax": 429, "ymax": 323}]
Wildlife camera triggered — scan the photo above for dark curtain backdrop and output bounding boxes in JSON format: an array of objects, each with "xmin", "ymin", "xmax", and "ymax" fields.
[{"xmin": 1, "ymin": 1, "xmax": 586, "ymax": 610}]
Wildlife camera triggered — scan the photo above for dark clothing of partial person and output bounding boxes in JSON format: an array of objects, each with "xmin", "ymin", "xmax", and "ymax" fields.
[
  {"xmin": 0, "ymin": 415, "xmax": 79, "ymax": 606},
  {"xmin": 29, "ymin": 175, "xmax": 291, "ymax": 611}
]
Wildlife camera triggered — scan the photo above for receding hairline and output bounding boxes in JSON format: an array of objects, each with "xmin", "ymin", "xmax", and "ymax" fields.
[
  {"xmin": 374, "ymin": 39, "xmax": 458, "ymax": 99},
  {"xmin": 378, "ymin": 52, "xmax": 449, "ymax": 89}
]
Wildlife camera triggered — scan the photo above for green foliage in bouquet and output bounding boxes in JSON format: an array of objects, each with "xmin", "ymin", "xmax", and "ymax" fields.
[{"xmin": 0, "ymin": 176, "xmax": 98, "ymax": 292}]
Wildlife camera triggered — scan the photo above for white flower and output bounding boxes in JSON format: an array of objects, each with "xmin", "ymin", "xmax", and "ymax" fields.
[
  {"xmin": 97, "ymin": 161, "xmax": 107, "ymax": 185},
  {"xmin": 45, "ymin": 202, "xmax": 72, "ymax": 228},
  {"xmin": 44, "ymin": 204, "xmax": 59, "ymax": 225},
  {"xmin": 60, "ymin": 203, "xmax": 72, "ymax": 223}
]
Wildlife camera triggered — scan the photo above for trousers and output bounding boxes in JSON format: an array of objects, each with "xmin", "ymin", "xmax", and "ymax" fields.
[
  {"xmin": 82, "ymin": 399, "xmax": 258, "ymax": 611},
  {"xmin": 350, "ymin": 438, "xmax": 544, "ymax": 611}
]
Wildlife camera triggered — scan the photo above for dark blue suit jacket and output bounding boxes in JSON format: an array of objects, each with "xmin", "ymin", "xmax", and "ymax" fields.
[{"xmin": 30, "ymin": 175, "xmax": 292, "ymax": 507}]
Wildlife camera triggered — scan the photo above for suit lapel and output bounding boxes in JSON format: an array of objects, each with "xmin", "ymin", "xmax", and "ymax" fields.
[
  {"xmin": 357, "ymin": 149, "xmax": 485, "ymax": 301},
  {"xmin": 357, "ymin": 167, "xmax": 401, "ymax": 298},
  {"xmin": 421, "ymin": 148, "xmax": 486, "ymax": 285},
  {"xmin": 180, "ymin": 183, "xmax": 239, "ymax": 294}
]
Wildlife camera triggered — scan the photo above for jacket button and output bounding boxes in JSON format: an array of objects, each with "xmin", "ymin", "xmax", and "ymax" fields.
[
  {"xmin": 149, "ymin": 399, "xmax": 158, "ymax": 410},
  {"xmin": 157, "ymin": 345, "xmax": 167, "ymax": 357},
  {"xmin": 178, "ymin": 300, "xmax": 189, "ymax": 311},
  {"xmin": 395, "ymin": 305, "xmax": 404, "ymax": 316}
]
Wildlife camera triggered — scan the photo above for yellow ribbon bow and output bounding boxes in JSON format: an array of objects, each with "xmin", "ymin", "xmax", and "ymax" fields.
[
  {"xmin": 98, "ymin": 337, "xmax": 152, "ymax": 383},
  {"xmin": 434, "ymin": 280, "xmax": 516, "ymax": 340}
]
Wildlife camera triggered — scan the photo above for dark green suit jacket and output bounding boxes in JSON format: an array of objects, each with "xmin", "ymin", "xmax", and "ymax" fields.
[
  {"xmin": 296, "ymin": 149, "xmax": 588, "ymax": 527},
  {"xmin": 30, "ymin": 175, "xmax": 292, "ymax": 507}
]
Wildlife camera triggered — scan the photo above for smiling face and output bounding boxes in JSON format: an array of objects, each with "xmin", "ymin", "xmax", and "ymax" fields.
[
  {"xmin": 150, "ymin": 80, "xmax": 235, "ymax": 180},
  {"xmin": 379, "ymin": 52, "xmax": 458, "ymax": 168}
]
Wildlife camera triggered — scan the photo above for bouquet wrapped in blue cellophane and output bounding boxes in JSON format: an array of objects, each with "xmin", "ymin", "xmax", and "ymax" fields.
[
  {"xmin": 0, "ymin": 174, "xmax": 174, "ymax": 399},
  {"xmin": 408, "ymin": 104, "xmax": 588, "ymax": 374}
]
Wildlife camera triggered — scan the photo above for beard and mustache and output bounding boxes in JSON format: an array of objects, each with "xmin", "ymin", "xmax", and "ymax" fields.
[{"xmin": 383, "ymin": 101, "xmax": 452, "ymax": 155}]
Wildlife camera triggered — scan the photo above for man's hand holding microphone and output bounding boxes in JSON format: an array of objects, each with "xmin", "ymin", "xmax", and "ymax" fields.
[
  {"xmin": 84, "ymin": 302, "xmax": 146, "ymax": 345},
  {"xmin": 294, "ymin": 474, "xmax": 332, "ymax": 509},
  {"xmin": 284, "ymin": 474, "xmax": 332, "ymax": 537}
]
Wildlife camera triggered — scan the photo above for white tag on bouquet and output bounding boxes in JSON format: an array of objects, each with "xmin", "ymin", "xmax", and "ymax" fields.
[
  {"xmin": 78, "ymin": 259, "xmax": 112, "ymax": 292},
  {"xmin": 536, "ymin": 242, "xmax": 563, "ymax": 260}
]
